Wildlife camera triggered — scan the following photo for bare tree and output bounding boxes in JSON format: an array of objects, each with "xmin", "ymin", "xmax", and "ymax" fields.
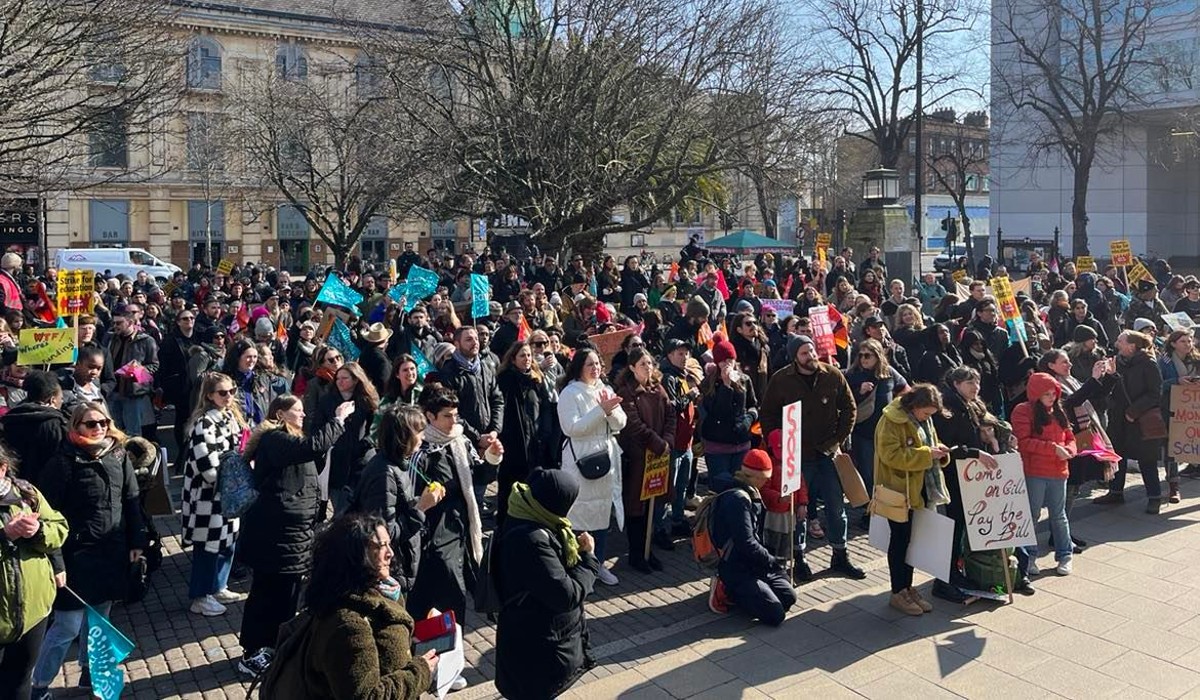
[
  {"xmin": 0, "ymin": 0, "xmax": 183, "ymax": 191},
  {"xmin": 227, "ymin": 52, "xmax": 443, "ymax": 268},
  {"xmin": 925, "ymin": 109, "xmax": 989, "ymax": 258},
  {"xmin": 383, "ymin": 0, "xmax": 806, "ymax": 255},
  {"xmin": 179, "ymin": 108, "xmax": 233, "ymax": 268},
  {"xmin": 993, "ymin": 0, "xmax": 1176, "ymax": 255},
  {"xmin": 810, "ymin": 0, "xmax": 983, "ymax": 169}
]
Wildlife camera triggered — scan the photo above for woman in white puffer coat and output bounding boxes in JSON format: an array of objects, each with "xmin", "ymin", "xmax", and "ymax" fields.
[{"xmin": 558, "ymin": 346, "xmax": 627, "ymax": 586}]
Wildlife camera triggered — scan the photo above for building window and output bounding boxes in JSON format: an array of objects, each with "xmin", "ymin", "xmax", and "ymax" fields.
[
  {"xmin": 187, "ymin": 37, "xmax": 222, "ymax": 90},
  {"xmin": 908, "ymin": 137, "xmax": 916, "ymax": 154},
  {"xmin": 356, "ymin": 53, "xmax": 382, "ymax": 98},
  {"xmin": 89, "ymin": 110, "xmax": 128, "ymax": 168},
  {"xmin": 275, "ymin": 42, "xmax": 308, "ymax": 81},
  {"xmin": 907, "ymin": 169, "xmax": 916, "ymax": 189},
  {"xmin": 631, "ymin": 233, "xmax": 646, "ymax": 247},
  {"xmin": 186, "ymin": 112, "xmax": 223, "ymax": 171},
  {"xmin": 981, "ymin": 177, "xmax": 990, "ymax": 193},
  {"xmin": 674, "ymin": 208, "xmax": 702, "ymax": 225},
  {"xmin": 965, "ymin": 174, "xmax": 978, "ymax": 191}
]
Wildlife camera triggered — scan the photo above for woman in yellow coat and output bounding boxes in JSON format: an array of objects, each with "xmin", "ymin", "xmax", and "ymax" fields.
[{"xmin": 873, "ymin": 385, "xmax": 951, "ymax": 616}]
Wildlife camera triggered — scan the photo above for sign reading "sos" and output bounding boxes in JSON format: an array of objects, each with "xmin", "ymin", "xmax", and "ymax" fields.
[{"xmin": 781, "ymin": 400, "xmax": 803, "ymax": 497}]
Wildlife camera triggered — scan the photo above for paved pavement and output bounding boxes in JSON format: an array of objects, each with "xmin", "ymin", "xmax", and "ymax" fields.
[{"xmin": 44, "ymin": 440, "xmax": 1200, "ymax": 699}]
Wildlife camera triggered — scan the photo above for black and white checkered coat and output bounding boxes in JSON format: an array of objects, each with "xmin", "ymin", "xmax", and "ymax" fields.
[{"xmin": 181, "ymin": 409, "xmax": 241, "ymax": 554}]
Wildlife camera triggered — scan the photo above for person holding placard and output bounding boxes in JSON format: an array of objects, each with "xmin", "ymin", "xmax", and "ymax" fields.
[
  {"xmin": 1096, "ymin": 331, "xmax": 1167, "ymax": 513},
  {"xmin": 872, "ymin": 385, "xmax": 952, "ymax": 616},
  {"xmin": 1012, "ymin": 373, "xmax": 1077, "ymax": 578},
  {"xmin": 1157, "ymin": 330, "xmax": 1200, "ymax": 500}
]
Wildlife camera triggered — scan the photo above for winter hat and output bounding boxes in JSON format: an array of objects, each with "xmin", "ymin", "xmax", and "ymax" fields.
[
  {"xmin": 1025, "ymin": 372, "xmax": 1061, "ymax": 402},
  {"xmin": 1133, "ymin": 318, "xmax": 1157, "ymax": 333},
  {"xmin": 741, "ymin": 449, "xmax": 773, "ymax": 475},
  {"xmin": 734, "ymin": 299, "xmax": 755, "ymax": 314},
  {"xmin": 711, "ymin": 333, "xmax": 737, "ymax": 364},
  {"xmin": 254, "ymin": 317, "xmax": 274, "ymax": 338},
  {"xmin": 685, "ymin": 296, "xmax": 711, "ymax": 320},
  {"xmin": 527, "ymin": 468, "xmax": 580, "ymax": 518},
  {"xmin": 1071, "ymin": 324, "xmax": 1098, "ymax": 343},
  {"xmin": 786, "ymin": 334, "xmax": 815, "ymax": 361},
  {"xmin": 766, "ymin": 429, "xmax": 783, "ymax": 461},
  {"xmin": 1136, "ymin": 279, "xmax": 1158, "ymax": 294},
  {"xmin": 633, "ymin": 292, "xmax": 647, "ymax": 304}
]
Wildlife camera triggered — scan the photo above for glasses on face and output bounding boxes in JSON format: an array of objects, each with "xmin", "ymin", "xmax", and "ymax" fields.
[
  {"xmin": 214, "ymin": 388, "xmax": 235, "ymax": 398},
  {"xmin": 81, "ymin": 419, "xmax": 110, "ymax": 430},
  {"xmin": 629, "ymin": 342, "xmax": 644, "ymax": 349},
  {"xmin": 532, "ymin": 341, "xmax": 548, "ymax": 348},
  {"xmin": 179, "ymin": 315, "xmax": 195, "ymax": 321},
  {"xmin": 744, "ymin": 322, "xmax": 757, "ymax": 328},
  {"xmin": 324, "ymin": 355, "xmax": 342, "ymax": 364}
]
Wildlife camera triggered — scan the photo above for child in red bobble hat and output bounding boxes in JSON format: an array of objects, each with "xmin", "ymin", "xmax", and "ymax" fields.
[{"xmin": 760, "ymin": 429, "xmax": 813, "ymax": 582}]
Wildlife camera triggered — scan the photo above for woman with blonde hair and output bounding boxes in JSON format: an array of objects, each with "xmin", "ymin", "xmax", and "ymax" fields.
[
  {"xmin": 33, "ymin": 402, "xmax": 146, "ymax": 696},
  {"xmin": 892, "ymin": 303, "xmax": 927, "ymax": 365},
  {"xmin": 236, "ymin": 393, "xmax": 354, "ymax": 678},
  {"xmin": 182, "ymin": 372, "xmax": 248, "ymax": 617},
  {"xmin": 317, "ymin": 361, "xmax": 379, "ymax": 516},
  {"xmin": 1096, "ymin": 331, "xmax": 1167, "ymax": 513}
]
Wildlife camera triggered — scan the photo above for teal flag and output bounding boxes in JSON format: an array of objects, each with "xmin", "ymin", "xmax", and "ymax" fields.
[
  {"xmin": 86, "ymin": 605, "xmax": 135, "ymax": 700},
  {"xmin": 316, "ymin": 274, "xmax": 364, "ymax": 310},
  {"xmin": 411, "ymin": 341, "xmax": 432, "ymax": 379},
  {"xmin": 470, "ymin": 274, "xmax": 491, "ymax": 319},
  {"xmin": 328, "ymin": 317, "xmax": 361, "ymax": 362},
  {"xmin": 401, "ymin": 265, "xmax": 440, "ymax": 312}
]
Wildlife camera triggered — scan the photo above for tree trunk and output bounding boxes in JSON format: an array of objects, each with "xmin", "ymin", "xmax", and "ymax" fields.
[
  {"xmin": 333, "ymin": 244, "xmax": 349, "ymax": 270},
  {"xmin": 752, "ymin": 173, "xmax": 777, "ymax": 239},
  {"xmin": 1071, "ymin": 154, "xmax": 1093, "ymax": 256},
  {"xmin": 959, "ymin": 206, "xmax": 973, "ymax": 263}
]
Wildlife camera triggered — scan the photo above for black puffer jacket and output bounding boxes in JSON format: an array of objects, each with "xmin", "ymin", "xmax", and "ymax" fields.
[
  {"xmin": 40, "ymin": 440, "xmax": 147, "ymax": 609},
  {"xmin": 237, "ymin": 420, "xmax": 345, "ymax": 576},
  {"xmin": 352, "ymin": 452, "xmax": 425, "ymax": 592},
  {"xmin": 495, "ymin": 519, "xmax": 599, "ymax": 700},
  {"xmin": 0, "ymin": 403, "xmax": 67, "ymax": 487},
  {"xmin": 315, "ymin": 391, "xmax": 374, "ymax": 492},
  {"xmin": 496, "ymin": 367, "xmax": 551, "ymax": 482},
  {"xmin": 439, "ymin": 357, "xmax": 504, "ymax": 445}
]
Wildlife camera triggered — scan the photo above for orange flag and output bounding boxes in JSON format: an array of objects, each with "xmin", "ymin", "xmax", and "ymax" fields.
[
  {"xmin": 696, "ymin": 322, "xmax": 714, "ymax": 350},
  {"xmin": 276, "ymin": 319, "xmax": 288, "ymax": 347},
  {"xmin": 517, "ymin": 314, "xmax": 532, "ymax": 342}
]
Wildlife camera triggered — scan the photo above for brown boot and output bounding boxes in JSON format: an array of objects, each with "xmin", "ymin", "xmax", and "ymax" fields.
[
  {"xmin": 907, "ymin": 587, "xmax": 933, "ymax": 613},
  {"xmin": 890, "ymin": 591, "xmax": 923, "ymax": 616}
]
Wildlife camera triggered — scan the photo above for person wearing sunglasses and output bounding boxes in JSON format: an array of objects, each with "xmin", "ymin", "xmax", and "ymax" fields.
[
  {"xmin": 300, "ymin": 345, "xmax": 344, "ymax": 427},
  {"xmin": 181, "ymin": 372, "xmax": 250, "ymax": 618},
  {"xmin": 33, "ymin": 402, "xmax": 147, "ymax": 697}
]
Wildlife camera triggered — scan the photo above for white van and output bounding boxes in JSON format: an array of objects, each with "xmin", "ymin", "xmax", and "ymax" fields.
[{"xmin": 54, "ymin": 248, "xmax": 181, "ymax": 282}]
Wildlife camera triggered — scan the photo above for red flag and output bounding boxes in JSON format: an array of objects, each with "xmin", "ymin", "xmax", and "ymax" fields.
[
  {"xmin": 276, "ymin": 319, "xmax": 288, "ymax": 347},
  {"xmin": 517, "ymin": 315, "xmax": 532, "ymax": 341}
]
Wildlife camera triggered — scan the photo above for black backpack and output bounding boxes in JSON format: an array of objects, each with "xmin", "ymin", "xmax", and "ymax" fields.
[{"xmin": 251, "ymin": 611, "xmax": 314, "ymax": 698}]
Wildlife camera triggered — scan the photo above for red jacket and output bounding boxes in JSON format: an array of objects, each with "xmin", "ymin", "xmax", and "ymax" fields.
[
  {"xmin": 761, "ymin": 429, "xmax": 808, "ymax": 513},
  {"xmin": 1012, "ymin": 372, "xmax": 1076, "ymax": 480}
]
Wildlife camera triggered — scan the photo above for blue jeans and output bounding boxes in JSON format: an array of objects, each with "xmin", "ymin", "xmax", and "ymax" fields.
[
  {"xmin": 109, "ymin": 394, "xmax": 154, "ymax": 432},
  {"xmin": 669, "ymin": 449, "xmax": 694, "ymax": 527},
  {"xmin": 705, "ymin": 449, "xmax": 748, "ymax": 494},
  {"xmin": 586, "ymin": 528, "xmax": 609, "ymax": 563},
  {"xmin": 851, "ymin": 430, "xmax": 876, "ymax": 495},
  {"xmin": 802, "ymin": 455, "xmax": 847, "ymax": 548},
  {"xmin": 32, "ymin": 602, "xmax": 113, "ymax": 687},
  {"xmin": 1025, "ymin": 476, "xmax": 1071, "ymax": 563},
  {"xmin": 190, "ymin": 543, "xmax": 235, "ymax": 599}
]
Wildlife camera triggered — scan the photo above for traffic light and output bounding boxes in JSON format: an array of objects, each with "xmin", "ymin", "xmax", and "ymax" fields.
[{"xmin": 836, "ymin": 209, "xmax": 847, "ymax": 233}]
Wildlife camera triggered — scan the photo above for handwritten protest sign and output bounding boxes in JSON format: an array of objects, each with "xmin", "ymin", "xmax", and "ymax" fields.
[
  {"xmin": 470, "ymin": 274, "xmax": 491, "ymax": 319},
  {"xmin": 1127, "ymin": 259, "xmax": 1155, "ymax": 288},
  {"xmin": 216, "ymin": 259, "xmax": 234, "ymax": 276},
  {"xmin": 640, "ymin": 450, "xmax": 670, "ymax": 500},
  {"xmin": 990, "ymin": 276, "xmax": 1027, "ymax": 344},
  {"xmin": 808, "ymin": 305, "xmax": 836, "ymax": 360},
  {"xmin": 816, "ymin": 232, "xmax": 831, "ymax": 251},
  {"xmin": 780, "ymin": 400, "xmax": 803, "ymax": 497},
  {"xmin": 18, "ymin": 328, "xmax": 75, "ymax": 365},
  {"xmin": 1076, "ymin": 256, "xmax": 1096, "ymax": 272},
  {"xmin": 760, "ymin": 299, "xmax": 795, "ymax": 320},
  {"xmin": 1169, "ymin": 384, "xmax": 1200, "ymax": 461},
  {"xmin": 1163, "ymin": 312, "xmax": 1195, "ymax": 333},
  {"xmin": 56, "ymin": 269, "xmax": 93, "ymax": 317},
  {"xmin": 956, "ymin": 453, "xmax": 1037, "ymax": 551},
  {"xmin": 1110, "ymin": 240, "xmax": 1132, "ymax": 267},
  {"xmin": 589, "ymin": 328, "xmax": 635, "ymax": 368}
]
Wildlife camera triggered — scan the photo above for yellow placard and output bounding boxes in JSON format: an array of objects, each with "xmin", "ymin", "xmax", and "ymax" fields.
[
  {"xmin": 816, "ymin": 232, "xmax": 832, "ymax": 250},
  {"xmin": 1110, "ymin": 240, "xmax": 1132, "ymax": 267},
  {"xmin": 990, "ymin": 276, "xmax": 1020, "ymax": 322},
  {"xmin": 1128, "ymin": 259, "xmax": 1154, "ymax": 287},
  {"xmin": 18, "ymin": 328, "xmax": 76, "ymax": 365},
  {"xmin": 1076, "ymin": 256, "xmax": 1096, "ymax": 272},
  {"xmin": 216, "ymin": 259, "xmax": 234, "ymax": 276},
  {"xmin": 56, "ymin": 269, "xmax": 93, "ymax": 317},
  {"xmin": 952, "ymin": 269, "xmax": 967, "ymax": 282},
  {"xmin": 640, "ymin": 449, "xmax": 670, "ymax": 501}
]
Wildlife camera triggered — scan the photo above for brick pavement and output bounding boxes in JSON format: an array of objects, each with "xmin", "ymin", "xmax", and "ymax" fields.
[{"xmin": 43, "ymin": 449, "xmax": 1189, "ymax": 699}]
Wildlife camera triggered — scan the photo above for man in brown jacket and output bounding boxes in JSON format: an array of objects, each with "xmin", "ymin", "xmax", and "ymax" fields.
[{"xmin": 760, "ymin": 334, "xmax": 865, "ymax": 579}]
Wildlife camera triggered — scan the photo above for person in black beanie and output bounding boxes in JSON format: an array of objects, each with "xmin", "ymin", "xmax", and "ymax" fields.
[{"xmin": 494, "ymin": 469, "xmax": 599, "ymax": 699}]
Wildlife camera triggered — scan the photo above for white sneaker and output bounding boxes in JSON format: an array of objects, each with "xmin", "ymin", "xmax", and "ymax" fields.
[
  {"xmin": 189, "ymin": 595, "xmax": 226, "ymax": 617},
  {"xmin": 214, "ymin": 588, "xmax": 248, "ymax": 604},
  {"xmin": 1056, "ymin": 558, "xmax": 1073, "ymax": 576},
  {"xmin": 450, "ymin": 675, "xmax": 468, "ymax": 692},
  {"xmin": 596, "ymin": 566, "xmax": 619, "ymax": 586},
  {"xmin": 1027, "ymin": 560, "xmax": 1040, "ymax": 576}
]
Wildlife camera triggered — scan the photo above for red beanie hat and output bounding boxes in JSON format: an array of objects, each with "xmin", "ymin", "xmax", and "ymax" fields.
[
  {"xmin": 767, "ymin": 429, "xmax": 783, "ymax": 460},
  {"xmin": 742, "ymin": 449, "xmax": 773, "ymax": 474},
  {"xmin": 712, "ymin": 333, "xmax": 737, "ymax": 365}
]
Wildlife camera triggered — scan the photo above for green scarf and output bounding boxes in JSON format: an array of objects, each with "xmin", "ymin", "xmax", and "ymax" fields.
[{"xmin": 507, "ymin": 483, "xmax": 580, "ymax": 568}]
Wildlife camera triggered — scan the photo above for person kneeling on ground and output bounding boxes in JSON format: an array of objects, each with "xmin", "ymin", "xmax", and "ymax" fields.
[{"xmin": 707, "ymin": 450, "xmax": 797, "ymax": 626}]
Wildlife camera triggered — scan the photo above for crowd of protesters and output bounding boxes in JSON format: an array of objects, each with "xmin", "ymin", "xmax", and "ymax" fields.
[{"xmin": 0, "ymin": 236, "xmax": 1196, "ymax": 699}]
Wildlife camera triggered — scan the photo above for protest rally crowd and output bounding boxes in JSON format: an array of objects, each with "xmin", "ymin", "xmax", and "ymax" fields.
[{"xmin": 0, "ymin": 236, "xmax": 1197, "ymax": 700}]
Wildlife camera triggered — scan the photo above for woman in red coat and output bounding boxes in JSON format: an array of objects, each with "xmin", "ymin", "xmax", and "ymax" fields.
[
  {"xmin": 617, "ymin": 348, "xmax": 676, "ymax": 574},
  {"xmin": 1012, "ymin": 372, "xmax": 1077, "ymax": 581},
  {"xmin": 760, "ymin": 429, "xmax": 812, "ymax": 581}
]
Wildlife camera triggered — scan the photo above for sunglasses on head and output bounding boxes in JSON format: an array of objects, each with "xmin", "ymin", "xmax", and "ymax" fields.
[{"xmin": 81, "ymin": 419, "xmax": 110, "ymax": 429}]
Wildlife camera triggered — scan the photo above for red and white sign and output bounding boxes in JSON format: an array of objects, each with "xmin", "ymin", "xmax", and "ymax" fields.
[
  {"xmin": 781, "ymin": 400, "xmax": 803, "ymax": 497},
  {"xmin": 808, "ymin": 305, "xmax": 836, "ymax": 360}
]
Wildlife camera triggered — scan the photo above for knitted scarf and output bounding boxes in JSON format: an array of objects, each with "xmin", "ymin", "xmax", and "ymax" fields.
[
  {"xmin": 422, "ymin": 421, "xmax": 484, "ymax": 565},
  {"xmin": 69, "ymin": 432, "xmax": 115, "ymax": 457},
  {"xmin": 453, "ymin": 350, "xmax": 480, "ymax": 375},
  {"xmin": 507, "ymin": 482, "xmax": 580, "ymax": 568}
]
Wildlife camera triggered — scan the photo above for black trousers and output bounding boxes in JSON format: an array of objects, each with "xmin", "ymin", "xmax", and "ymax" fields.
[
  {"xmin": 0, "ymin": 616, "xmax": 47, "ymax": 700},
  {"xmin": 626, "ymin": 512, "xmax": 652, "ymax": 565},
  {"xmin": 407, "ymin": 548, "xmax": 467, "ymax": 626},
  {"xmin": 240, "ymin": 571, "xmax": 305, "ymax": 654},
  {"xmin": 888, "ymin": 516, "xmax": 914, "ymax": 593},
  {"xmin": 723, "ymin": 570, "xmax": 797, "ymax": 627}
]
